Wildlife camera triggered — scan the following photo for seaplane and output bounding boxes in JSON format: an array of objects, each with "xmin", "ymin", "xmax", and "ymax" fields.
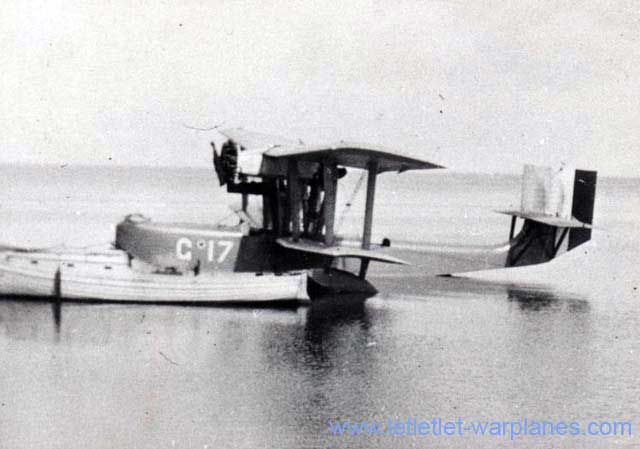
[
  {"xmin": 0, "ymin": 129, "xmax": 596, "ymax": 303},
  {"xmin": 0, "ymin": 129, "xmax": 442, "ymax": 303}
]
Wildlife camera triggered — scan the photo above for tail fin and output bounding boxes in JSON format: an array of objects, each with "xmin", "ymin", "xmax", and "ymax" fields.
[
  {"xmin": 568, "ymin": 169, "xmax": 597, "ymax": 250},
  {"xmin": 504, "ymin": 166, "xmax": 597, "ymax": 267}
]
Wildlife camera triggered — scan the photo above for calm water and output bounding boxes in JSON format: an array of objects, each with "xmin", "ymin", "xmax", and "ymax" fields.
[{"xmin": 0, "ymin": 165, "xmax": 638, "ymax": 448}]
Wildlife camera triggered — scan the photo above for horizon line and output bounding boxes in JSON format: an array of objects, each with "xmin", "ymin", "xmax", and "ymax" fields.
[{"xmin": 0, "ymin": 161, "xmax": 632, "ymax": 180}]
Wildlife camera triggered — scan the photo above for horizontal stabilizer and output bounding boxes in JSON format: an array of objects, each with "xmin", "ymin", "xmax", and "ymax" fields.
[
  {"xmin": 276, "ymin": 238, "xmax": 409, "ymax": 265},
  {"xmin": 496, "ymin": 210, "xmax": 591, "ymax": 229}
]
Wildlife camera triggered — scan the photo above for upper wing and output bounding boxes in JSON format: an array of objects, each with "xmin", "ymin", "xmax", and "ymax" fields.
[
  {"xmin": 265, "ymin": 142, "xmax": 443, "ymax": 173},
  {"xmin": 218, "ymin": 128, "xmax": 444, "ymax": 177}
]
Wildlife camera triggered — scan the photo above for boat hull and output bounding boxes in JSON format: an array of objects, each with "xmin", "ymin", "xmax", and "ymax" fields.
[{"xmin": 0, "ymin": 250, "xmax": 309, "ymax": 303}]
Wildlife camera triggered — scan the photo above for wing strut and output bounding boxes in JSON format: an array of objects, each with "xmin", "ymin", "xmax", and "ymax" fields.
[
  {"xmin": 323, "ymin": 159, "xmax": 338, "ymax": 246},
  {"xmin": 288, "ymin": 159, "xmax": 302, "ymax": 242},
  {"xmin": 359, "ymin": 159, "xmax": 379, "ymax": 278}
]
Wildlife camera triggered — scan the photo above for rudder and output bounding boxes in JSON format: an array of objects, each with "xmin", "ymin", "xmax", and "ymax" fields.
[{"xmin": 568, "ymin": 170, "xmax": 597, "ymax": 250}]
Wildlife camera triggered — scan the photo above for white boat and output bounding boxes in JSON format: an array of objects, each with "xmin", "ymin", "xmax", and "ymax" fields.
[{"xmin": 0, "ymin": 249, "xmax": 308, "ymax": 303}]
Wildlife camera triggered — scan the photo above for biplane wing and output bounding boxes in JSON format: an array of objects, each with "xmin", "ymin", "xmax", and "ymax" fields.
[
  {"xmin": 218, "ymin": 129, "xmax": 444, "ymax": 177},
  {"xmin": 496, "ymin": 210, "xmax": 592, "ymax": 229},
  {"xmin": 265, "ymin": 142, "xmax": 443, "ymax": 172},
  {"xmin": 217, "ymin": 128, "xmax": 444, "ymax": 280},
  {"xmin": 276, "ymin": 238, "xmax": 409, "ymax": 265}
]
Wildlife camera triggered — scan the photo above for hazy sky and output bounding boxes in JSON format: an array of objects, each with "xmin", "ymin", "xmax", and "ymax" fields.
[{"xmin": 1, "ymin": 0, "xmax": 639, "ymax": 176}]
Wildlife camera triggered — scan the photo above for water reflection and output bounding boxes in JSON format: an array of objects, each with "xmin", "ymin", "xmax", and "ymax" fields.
[
  {"xmin": 0, "ymin": 284, "xmax": 634, "ymax": 449},
  {"xmin": 305, "ymin": 294, "xmax": 370, "ymax": 343},
  {"xmin": 507, "ymin": 287, "xmax": 590, "ymax": 312},
  {"xmin": 0, "ymin": 297, "xmax": 62, "ymax": 343},
  {"xmin": 52, "ymin": 297, "xmax": 61, "ymax": 336},
  {"xmin": 294, "ymin": 294, "xmax": 373, "ymax": 375},
  {"xmin": 292, "ymin": 295, "xmax": 381, "ymax": 442}
]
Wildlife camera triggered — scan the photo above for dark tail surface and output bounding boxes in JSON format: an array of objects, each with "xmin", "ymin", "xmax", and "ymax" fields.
[
  {"xmin": 505, "ymin": 168, "xmax": 598, "ymax": 267},
  {"xmin": 568, "ymin": 169, "xmax": 597, "ymax": 250}
]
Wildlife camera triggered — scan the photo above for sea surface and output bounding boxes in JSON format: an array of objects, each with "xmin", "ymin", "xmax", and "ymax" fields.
[{"xmin": 0, "ymin": 164, "xmax": 638, "ymax": 449}]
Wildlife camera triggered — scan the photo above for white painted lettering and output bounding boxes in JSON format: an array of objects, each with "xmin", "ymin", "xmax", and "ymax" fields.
[
  {"xmin": 176, "ymin": 237, "xmax": 193, "ymax": 261},
  {"xmin": 217, "ymin": 241, "xmax": 234, "ymax": 263}
]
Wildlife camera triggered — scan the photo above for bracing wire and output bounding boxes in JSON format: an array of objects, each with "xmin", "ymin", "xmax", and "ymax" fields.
[{"xmin": 336, "ymin": 170, "xmax": 367, "ymax": 233}]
